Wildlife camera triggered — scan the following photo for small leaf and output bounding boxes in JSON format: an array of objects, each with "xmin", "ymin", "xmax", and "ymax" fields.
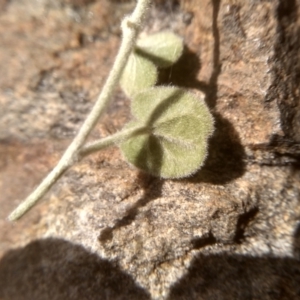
[
  {"xmin": 120, "ymin": 86, "xmax": 214, "ymax": 178},
  {"xmin": 120, "ymin": 52, "xmax": 158, "ymax": 97},
  {"xmin": 135, "ymin": 32, "xmax": 184, "ymax": 68}
]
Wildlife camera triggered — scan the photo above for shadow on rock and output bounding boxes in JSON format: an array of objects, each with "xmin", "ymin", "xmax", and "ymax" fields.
[
  {"xmin": 168, "ymin": 227, "xmax": 300, "ymax": 299},
  {"xmin": 0, "ymin": 238, "xmax": 150, "ymax": 300},
  {"xmin": 167, "ymin": 253, "xmax": 300, "ymax": 300},
  {"xmin": 157, "ymin": 46, "xmax": 208, "ymax": 94},
  {"xmin": 99, "ymin": 173, "xmax": 163, "ymax": 243},
  {"xmin": 293, "ymin": 222, "xmax": 300, "ymax": 260},
  {"xmin": 187, "ymin": 113, "xmax": 246, "ymax": 184}
]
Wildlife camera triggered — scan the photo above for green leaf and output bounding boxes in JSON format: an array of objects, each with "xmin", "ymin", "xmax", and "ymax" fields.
[
  {"xmin": 120, "ymin": 52, "xmax": 158, "ymax": 97},
  {"xmin": 135, "ymin": 32, "xmax": 184, "ymax": 68},
  {"xmin": 120, "ymin": 86, "xmax": 214, "ymax": 178}
]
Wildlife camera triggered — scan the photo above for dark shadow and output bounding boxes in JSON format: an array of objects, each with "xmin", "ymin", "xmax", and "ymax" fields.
[
  {"xmin": 99, "ymin": 173, "xmax": 164, "ymax": 242},
  {"xmin": 0, "ymin": 238, "xmax": 150, "ymax": 300},
  {"xmin": 248, "ymin": 134, "xmax": 300, "ymax": 167},
  {"xmin": 234, "ymin": 207, "xmax": 259, "ymax": 244},
  {"xmin": 265, "ymin": 0, "xmax": 299, "ymax": 139},
  {"xmin": 157, "ymin": 46, "xmax": 209, "ymax": 94},
  {"xmin": 186, "ymin": 113, "xmax": 246, "ymax": 184},
  {"xmin": 167, "ymin": 252, "xmax": 300, "ymax": 300},
  {"xmin": 167, "ymin": 201, "xmax": 300, "ymax": 299},
  {"xmin": 206, "ymin": 0, "xmax": 222, "ymax": 109},
  {"xmin": 293, "ymin": 222, "xmax": 300, "ymax": 260},
  {"xmin": 191, "ymin": 231, "xmax": 217, "ymax": 250}
]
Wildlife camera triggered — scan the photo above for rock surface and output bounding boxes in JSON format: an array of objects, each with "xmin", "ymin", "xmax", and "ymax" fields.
[{"xmin": 0, "ymin": 0, "xmax": 300, "ymax": 299}]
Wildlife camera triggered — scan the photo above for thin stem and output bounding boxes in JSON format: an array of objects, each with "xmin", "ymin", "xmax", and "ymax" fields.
[
  {"xmin": 8, "ymin": 0, "xmax": 151, "ymax": 221},
  {"xmin": 79, "ymin": 126, "xmax": 147, "ymax": 157}
]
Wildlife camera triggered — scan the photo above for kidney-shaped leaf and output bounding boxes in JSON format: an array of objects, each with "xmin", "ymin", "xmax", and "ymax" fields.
[
  {"xmin": 120, "ymin": 86, "xmax": 214, "ymax": 178},
  {"xmin": 135, "ymin": 32, "xmax": 184, "ymax": 68},
  {"xmin": 120, "ymin": 52, "xmax": 157, "ymax": 97}
]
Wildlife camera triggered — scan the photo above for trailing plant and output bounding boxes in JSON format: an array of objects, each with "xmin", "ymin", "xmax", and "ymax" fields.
[{"xmin": 8, "ymin": 0, "xmax": 214, "ymax": 221}]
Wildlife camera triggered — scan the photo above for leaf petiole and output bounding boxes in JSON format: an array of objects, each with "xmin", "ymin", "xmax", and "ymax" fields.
[{"xmin": 79, "ymin": 126, "xmax": 148, "ymax": 158}]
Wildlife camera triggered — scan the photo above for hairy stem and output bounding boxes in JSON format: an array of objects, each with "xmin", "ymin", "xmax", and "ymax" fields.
[
  {"xmin": 8, "ymin": 0, "xmax": 151, "ymax": 221},
  {"xmin": 79, "ymin": 126, "xmax": 147, "ymax": 157}
]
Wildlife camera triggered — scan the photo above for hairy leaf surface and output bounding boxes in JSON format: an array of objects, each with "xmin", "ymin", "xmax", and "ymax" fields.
[
  {"xmin": 120, "ymin": 86, "xmax": 214, "ymax": 178},
  {"xmin": 136, "ymin": 32, "xmax": 184, "ymax": 68},
  {"xmin": 120, "ymin": 52, "xmax": 157, "ymax": 97}
]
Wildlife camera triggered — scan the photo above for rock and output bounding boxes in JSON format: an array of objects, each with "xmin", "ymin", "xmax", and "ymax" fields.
[
  {"xmin": 0, "ymin": 0, "xmax": 300, "ymax": 299},
  {"xmin": 0, "ymin": 238, "xmax": 150, "ymax": 300}
]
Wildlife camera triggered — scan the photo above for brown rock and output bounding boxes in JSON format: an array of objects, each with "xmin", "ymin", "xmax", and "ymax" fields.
[{"xmin": 0, "ymin": 0, "xmax": 300, "ymax": 299}]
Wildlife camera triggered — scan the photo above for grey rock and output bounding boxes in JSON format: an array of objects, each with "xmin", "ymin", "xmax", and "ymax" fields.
[{"xmin": 0, "ymin": 0, "xmax": 300, "ymax": 299}]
